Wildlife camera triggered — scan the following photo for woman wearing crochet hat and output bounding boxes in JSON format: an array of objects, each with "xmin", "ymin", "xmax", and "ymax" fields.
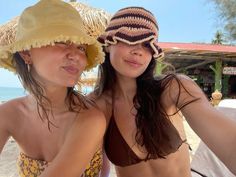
[
  {"xmin": 92, "ymin": 7, "xmax": 236, "ymax": 177},
  {"xmin": 0, "ymin": 0, "xmax": 106, "ymax": 177}
]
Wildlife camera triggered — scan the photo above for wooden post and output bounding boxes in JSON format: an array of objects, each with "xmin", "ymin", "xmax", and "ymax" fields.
[{"xmin": 209, "ymin": 59, "xmax": 222, "ymax": 92}]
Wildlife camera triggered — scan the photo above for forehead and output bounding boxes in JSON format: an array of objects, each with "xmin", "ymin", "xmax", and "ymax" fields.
[
  {"xmin": 108, "ymin": 41, "xmax": 153, "ymax": 54},
  {"xmin": 112, "ymin": 41, "xmax": 149, "ymax": 47},
  {"xmin": 54, "ymin": 41, "xmax": 88, "ymax": 47}
]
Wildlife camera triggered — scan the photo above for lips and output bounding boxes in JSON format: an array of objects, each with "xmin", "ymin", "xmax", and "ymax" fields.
[
  {"xmin": 124, "ymin": 59, "xmax": 142, "ymax": 68},
  {"xmin": 63, "ymin": 65, "xmax": 79, "ymax": 75}
]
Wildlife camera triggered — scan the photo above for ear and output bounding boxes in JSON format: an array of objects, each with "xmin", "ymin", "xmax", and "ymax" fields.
[{"xmin": 18, "ymin": 51, "xmax": 32, "ymax": 64}]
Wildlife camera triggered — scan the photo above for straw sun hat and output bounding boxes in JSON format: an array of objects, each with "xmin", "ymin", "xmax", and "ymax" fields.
[{"xmin": 0, "ymin": 0, "xmax": 111, "ymax": 72}]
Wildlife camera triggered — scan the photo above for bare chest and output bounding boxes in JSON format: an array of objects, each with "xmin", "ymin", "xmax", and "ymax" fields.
[
  {"xmin": 12, "ymin": 110, "xmax": 76, "ymax": 161},
  {"xmin": 113, "ymin": 102, "xmax": 148, "ymax": 158}
]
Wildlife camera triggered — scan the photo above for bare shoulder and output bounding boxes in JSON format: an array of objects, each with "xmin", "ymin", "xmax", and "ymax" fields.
[
  {"xmin": 78, "ymin": 106, "xmax": 106, "ymax": 133},
  {"xmin": 0, "ymin": 97, "xmax": 26, "ymax": 118},
  {"xmin": 87, "ymin": 91, "xmax": 112, "ymax": 105},
  {"xmin": 176, "ymin": 74, "xmax": 200, "ymax": 87},
  {"xmin": 87, "ymin": 91, "xmax": 112, "ymax": 123},
  {"xmin": 65, "ymin": 107, "xmax": 106, "ymax": 151},
  {"xmin": 174, "ymin": 74, "xmax": 207, "ymax": 98},
  {"xmin": 83, "ymin": 106, "xmax": 106, "ymax": 122},
  {"xmin": 161, "ymin": 74, "xmax": 207, "ymax": 108},
  {"xmin": 165, "ymin": 74, "xmax": 199, "ymax": 90},
  {"xmin": 0, "ymin": 97, "xmax": 27, "ymax": 135}
]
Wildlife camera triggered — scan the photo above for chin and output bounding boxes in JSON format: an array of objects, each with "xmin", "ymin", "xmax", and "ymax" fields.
[
  {"xmin": 62, "ymin": 80, "xmax": 77, "ymax": 88},
  {"xmin": 123, "ymin": 71, "xmax": 143, "ymax": 78},
  {"xmin": 67, "ymin": 82, "xmax": 77, "ymax": 88},
  {"xmin": 65, "ymin": 77, "xmax": 80, "ymax": 86}
]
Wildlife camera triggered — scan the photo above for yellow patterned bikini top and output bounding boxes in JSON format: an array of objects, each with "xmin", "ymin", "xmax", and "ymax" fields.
[{"xmin": 17, "ymin": 149, "xmax": 102, "ymax": 177}]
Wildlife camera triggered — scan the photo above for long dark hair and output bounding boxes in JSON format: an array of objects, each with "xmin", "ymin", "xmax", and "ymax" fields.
[
  {"xmin": 13, "ymin": 53, "xmax": 90, "ymax": 130},
  {"xmin": 95, "ymin": 52, "xmax": 199, "ymax": 160}
]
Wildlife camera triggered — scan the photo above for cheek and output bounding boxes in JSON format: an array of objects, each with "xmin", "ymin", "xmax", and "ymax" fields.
[
  {"xmin": 109, "ymin": 50, "xmax": 116, "ymax": 61},
  {"xmin": 109, "ymin": 48, "xmax": 123, "ymax": 65},
  {"xmin": 146, "ymin": 57, "xmax": 152, "ymax": 65},
  {"xmin": 109, "ymin": 53, "xmax": 120, "ymax": 70},
  {"xmin": 80, "ymin": 55, "xmax": 88, "ymax": 69},
  {"xmin": 109, "ymin": 44, "xmax": 124, "ymax": 59},
  {"xmin": 143, "ymin": 58, "xmax": 152, "ymax": 70}
]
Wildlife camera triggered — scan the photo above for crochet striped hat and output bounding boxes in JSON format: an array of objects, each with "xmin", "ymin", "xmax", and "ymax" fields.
[{"xmin": 98, "ymin": 7, "xmax": 164, "ymax": 59}]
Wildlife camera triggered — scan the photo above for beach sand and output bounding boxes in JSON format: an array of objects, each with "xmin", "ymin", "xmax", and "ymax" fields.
[
  {"xmin": 0, "ymin": 120, "xmax": 200, "ymax": 177},
  {"xmin": 0, "ymin": 138, "xmax": 19, "ymax": 177}
]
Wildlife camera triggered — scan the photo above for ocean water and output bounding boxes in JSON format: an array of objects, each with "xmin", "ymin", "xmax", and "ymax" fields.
[
  {"xmin": 0, "ymin": 86, "xmax": 93, "ymax": 102},
  {"xmin": 0, "ymin": 87, "xmax": 26, "ymax": 102}
]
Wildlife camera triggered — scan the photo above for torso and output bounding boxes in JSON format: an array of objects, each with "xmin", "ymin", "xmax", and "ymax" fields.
[
  {"xmin": 1, "ymin": 96, "xmax": 103, "ymax": 177},
  {"xmin": 17, "ymin": 149, "xmax": 103, "ymax": 177},
  {"xmin": 95, "ymin": 92, "xmax": 191, "ymax": 177},
  {"xmin": 7, "ymin": 96, "xmax": 76, "ymax": 161}
]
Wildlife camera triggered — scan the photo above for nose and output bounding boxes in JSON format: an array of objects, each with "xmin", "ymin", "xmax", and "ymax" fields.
[
  {"xmin": 130, "ymin": 44, "xmax": 143, "ymax": 56},
  {"xmin": 66, "ymin": 45, "xmax": 80, "ymax": 61}
]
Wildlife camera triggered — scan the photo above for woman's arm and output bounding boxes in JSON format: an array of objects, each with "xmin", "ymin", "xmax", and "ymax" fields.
[
  {"xmin": 167, "ymin": 75, "xmax": 236, "ymax": 174},
  {"xmin": 0, "ymin": 102, "xmax": 12, "ymax": 153},
  {"xmin": 40, "ymin": 108, "xmax": 106, "ymax": 177}
]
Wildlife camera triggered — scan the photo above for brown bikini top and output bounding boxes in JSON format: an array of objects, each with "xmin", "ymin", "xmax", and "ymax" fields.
[
  {"xmin": 104, "ymin": 114, "xmax": 145, "ymax": 167},
  {"xmin": 104, "ymin": 96, "xmax": 185, "ymax": 167}
]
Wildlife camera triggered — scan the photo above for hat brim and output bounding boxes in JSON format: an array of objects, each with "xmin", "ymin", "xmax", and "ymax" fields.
[
  {"xmin": 0, "ymin": 24, "xmax": 104, "ymax": 72},
  {"xmin": 98, "ymin": 33, "xmax": 164, "ymax": 60}
]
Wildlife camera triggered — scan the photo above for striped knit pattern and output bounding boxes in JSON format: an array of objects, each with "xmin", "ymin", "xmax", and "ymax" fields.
[{"xmin": 98, "ymin": 7, "xmax": 163, "ymax": 59}]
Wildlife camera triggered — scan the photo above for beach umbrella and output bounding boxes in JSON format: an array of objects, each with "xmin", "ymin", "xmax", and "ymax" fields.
[
  {"xmin": 70, "ymin": 2, "xmax": 111, "ymax": 38},
  {"xmin": 80, "ymin": 70, "xmax": 98, "ymax": 87},
  {"xmin": 0, "ymin": 17, "xmax": 18, "ymax": 46}
]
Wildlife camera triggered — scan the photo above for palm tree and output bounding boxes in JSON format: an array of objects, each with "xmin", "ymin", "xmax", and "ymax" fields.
[{"xmin": 212, "ymin": 30, "xmax": 224, "ymax": 44}]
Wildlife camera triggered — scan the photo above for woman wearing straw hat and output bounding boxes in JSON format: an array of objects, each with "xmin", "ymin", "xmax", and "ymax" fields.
[
  {"xmin": 92, "ymin": 7, "xmax": 236, "ymax": 177},
  {"xmin": 0, "ymin": 0, "xmax": 106, "ymax": 177}
]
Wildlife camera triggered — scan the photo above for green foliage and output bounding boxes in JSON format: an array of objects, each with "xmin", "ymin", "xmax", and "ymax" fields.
[{"xmin": 210, "ymin": 0, "xmax": 236, "ymax": 42}]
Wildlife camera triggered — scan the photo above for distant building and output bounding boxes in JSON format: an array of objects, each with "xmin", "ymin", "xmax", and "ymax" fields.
[{"xmin": 159, "ymin": 42, "xmax": 236, "ymax": 98}]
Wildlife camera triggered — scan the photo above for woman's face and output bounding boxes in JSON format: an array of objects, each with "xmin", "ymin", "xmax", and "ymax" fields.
[
  {"xmin": 108, "ymin": 42, "xmax": 152, "ymax": 79},
  {"xmin": 21, "ymin": 42, "xmax": 88, "ymax": 87}
]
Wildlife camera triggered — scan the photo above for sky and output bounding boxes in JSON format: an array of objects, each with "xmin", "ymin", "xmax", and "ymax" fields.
[{"xmin": 0, "ymin": 0, "xmax": 219, "ymax": 88}]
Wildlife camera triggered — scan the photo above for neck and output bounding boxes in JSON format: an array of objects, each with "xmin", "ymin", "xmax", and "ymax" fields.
[
  {"xmin": 28, "ymin": 86, "xmax": 70, "ymax": 112},
  {"xmin": 115, "ymin": 74, "xmax": 137, "ymax": 104},
  {"xmin": 46, "ymin": 86, "xmax": 69, "ymax": 108}
]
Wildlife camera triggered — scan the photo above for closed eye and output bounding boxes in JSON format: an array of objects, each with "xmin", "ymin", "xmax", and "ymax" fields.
[
  {"xmin": 142, "ymin": 42, "xmax": 154, "ymax": 55},
  {"xmin": 77, "ymin": 45, "xmax": 87, "ymax": 53},
  {"xmin": 142, "ymin": 42, "xmax": 150, "ymax": 48}
]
